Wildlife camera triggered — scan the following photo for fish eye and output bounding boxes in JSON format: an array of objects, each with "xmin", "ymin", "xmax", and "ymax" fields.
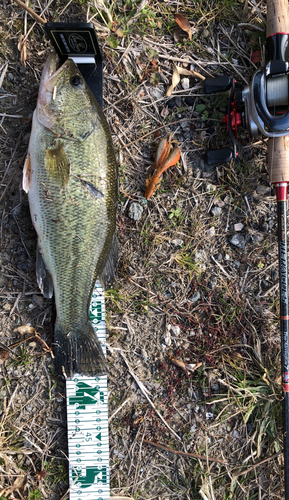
[{"xmin": 70, "ymin": 75, "xmax": 83, "ymax": 87}]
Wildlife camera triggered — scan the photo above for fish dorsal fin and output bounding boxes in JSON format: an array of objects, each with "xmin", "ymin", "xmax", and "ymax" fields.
[
  {"xmin": 99, "ymin": 233, "xmax": 118, "ymax": 290},
  {"xmin": 23, "ymin": 154, "xmax": 31, "ymax": 193},
  {"xmin": 45, "ymin": 140, "xmax": 70, "ymax": 186},
  {"xmin": 36, "ymin": 246, "xmax": 54, "ymax": 298}
]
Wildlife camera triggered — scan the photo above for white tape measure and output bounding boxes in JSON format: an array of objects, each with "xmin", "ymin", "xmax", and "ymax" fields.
[{"xmin": 66, "ymin": 281, "xmax": 110, "ymax": 499}]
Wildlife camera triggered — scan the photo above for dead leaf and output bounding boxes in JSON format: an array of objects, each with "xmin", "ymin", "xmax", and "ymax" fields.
[
  {"xmin": 251, "ymin": 49, "xmax": 261, "ymax": 64},
  {"xmin": 169, "ymin": 355, "xmax": 188, "ymax": 375},
  {"xmin": 4, "ymin": 475, "xmax": 27, "ymax": 495},
  {"xmin": 186, "ymin": 362, "xmax": 202, "ymax": 373},
  {"xmin": 0, "ymin": 349, "xmax": 10, "ymax": 363},
  {"xmin": 160, "ymin": 107, "xmax": 169, "ymax": 119},
  {"xmin": 17, "ymin": 34, "xmax": 27, "ymax": 66},
  {"xmin": 13, "ymin": 326, "xmax": 36, "ymax": 335},
  {"xmin": 174, "ymin": 13, "xmax": 192, "ymax": 40},
  {"xmin": 166, "ymin": 65, "xmax": 180, "ymax": 97},
  {"xmin": 176, "ymin": 66, "xmax": 206, "ymax": 81}
]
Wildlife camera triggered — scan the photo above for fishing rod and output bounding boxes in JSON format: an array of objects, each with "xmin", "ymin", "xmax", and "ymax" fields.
[{"xmin": 204, "ymin": 0, "xmax": 289, "ymax": 495}]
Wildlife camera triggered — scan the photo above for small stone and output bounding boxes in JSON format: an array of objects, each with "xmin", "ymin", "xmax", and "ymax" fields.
[
  {"xmin": 181, "ymin": 77, "xmax": 190, "ymax": 90},
  {"xmin": 234, "ymin": 223, "xmax": 244, "ymax": 231},
  {"xmin": 212, "ymin": 383, "xmax": 219, "ymax": 391},
  {"xmin": 233, "ymin": 260, "xmax": 241, "ymax": 269},
  {"xmin": 183, "ymin": 131, "xmax": 191, "ymax": 140},
  {"xmin": 128, "ymin": 202, "xmax": 143, "ymax": 221},
  {"xmin": 17, "ymin": 262, "xmax": 28, "ymax": 271},
  {"xmin": 206, "ymin": 412, "xmax": 214, "ymax": 418},
  {"xmin": 190, "ymin": 423, "xmax": 197, "ymax": 433},
  {"xmin": 171, "ymin": 325, "xmax": 180, "ymax": 336},
  {"xmin": 167, "ymin": 98, "xmax": 176, "ymax": 108},
  {"xmin": 230, "ymin": 234, "xmax": 245, "ymax": 249},
  {"xmin": 180, "ymin": 121, "xmax": 189, "ymax": 129},
  {"xmin": 185, "ymin": 96, "xmax": 194, "ymax": 106},
  {"xmin": 211, "ymin": 207, "xmax": 222, "ymax": 217},
  {"xmin": 260, "ymin": 222, "xmax": 268, "ymax": 232},
  {"xmin": 3, "ymin": 302, "xmax": 11, "ymax": 311},
  {"xmin": 251, "ymin": 234, "xmax": 263, "ymax": 243},
  {"xmin": 33, "ymin": 294, "xmax": 44, "ymax": 307},
  {"xmin": 206, "ymin": 183, "xmax": 216, "ymax": 192},
  {"xmin": 189, "ymin": 291, "xmax": 200, "ymax": 303},
  {"xmin": 256, "ymin": 185, "xmax": 270, "ymax": 195},
  {"xmin": 208, "ymin": 277, "xmax": 217, "ymax": 290},
  {"xmin": 195, "ymin": 250, "xmax": 206, "ymax": 263},
  {"xmin": 8, "ymin": 72, "xmax": 14, "ymax": 81},
  {"xmin": 224, "ymin": 254, "xmax": 231, "ymax": 260},
  {"xmin": 175, "ymin": 96, "xmax": 182, "ymax": 107},
  {"xmin": 150, "ymin": 87, "xmax": 163, "ymax": 100},
  {"xmin": 232, "ymin": 429, "xmax": 240, "ymax": 439},
  {"xmin": 207, "ymin": 227, "xmax": 215, "ymax": 236},
  {"xmin": 272, "ymin": 270, "xmax": 279, "ymax": 281}
]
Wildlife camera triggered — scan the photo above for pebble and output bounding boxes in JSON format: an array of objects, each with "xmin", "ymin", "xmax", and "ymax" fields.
[
  {"xmin": 189, "ymin": 291, "xmax": 200, "ymax": 303},
  {"xmin": 167, "ymin": 98, "xmax": 176, "ymax": 108},
  {"xmin": 181, "ymin": 77, "xmax": 190, "ymax": 89},
  {"xmin": 225, "ymin": 254, "xmax": 231, "ymax": 260},
  {"xmin": 171, "ymin": 238, "xmax": 184, "ymax": 247},
  {"xmin": 208, "ymin": 276, "xmax": 217, "ymax": 290},
  {"xmin": 180, "ymin": 121, "xmax": 189, "ymax": 129},
  {"xmin": 183, "ymin": 131, "xmax": 191, "ymax": 140},
  {"xmin": 234, "ymin": 222, "xmax": 244, "ymax": 231},
  {"xmin": 171, "ymin": 325, "xmax": 180, "ymax": 335},
  {"xmin": 211, "ymin": 207, "xmax": 222, "ymax": 217},
  {"xmin": 175, "ymin": 96, "xmax": 182, "ymax": 107},
  {"xmin": 8, "ymin": 72, "xmax": 14, "ymax": 81},
  {"xmin": 190, "ymin": 423, "xmax": 197, "ymax": 433},
  {"xmin": 207, "ymin": 227, "xmax": 215, "ymax": 236},
  {"xmin": 206, "ymin": 183, "xmax": 216, "ymax": 192},
  {"xmin": 185, "ymin": 96, "xmax": 194, "ymax": 106},
  {"xmin": 128, "ymin": 202, "xmax": 143, "ymax": 220},
  {"xmin": 272, "ymin": 270, "xmax": 279, "ymax": 281},
  {"xmin": 212, "ymin": 383, "xmax": 219, "ymax": 391},
  {"xmin": 230, "ymin": 234, "xmax": 245, "ymax": 249},
  {"xmin": 251, "ymin": 234, "xmax": 263, "ymax": 243}
]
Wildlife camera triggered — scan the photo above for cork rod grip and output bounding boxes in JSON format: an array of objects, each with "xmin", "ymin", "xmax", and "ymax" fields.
[
  {"xmin": 267, "ymin": 0, "xmax": 289, "ymax": 37},
  {"xmin": 268, "ymin": 137, "xmax": 289, "ymax": 183}
]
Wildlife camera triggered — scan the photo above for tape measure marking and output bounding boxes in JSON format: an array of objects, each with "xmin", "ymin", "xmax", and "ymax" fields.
[{"xmin": 66, "ymin": 281, "xmax": 110, "ymax": 500}]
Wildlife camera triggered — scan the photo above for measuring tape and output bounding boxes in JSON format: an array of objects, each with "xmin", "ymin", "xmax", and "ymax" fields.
[{"xmin": 65, "ymin": 281, "xmax": 110, "ymax": 499}]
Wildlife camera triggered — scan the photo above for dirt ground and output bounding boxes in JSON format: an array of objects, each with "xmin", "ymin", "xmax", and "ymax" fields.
[{"xmin": 0, "ymin": 0, "xmax": 286, "ymax": 498}]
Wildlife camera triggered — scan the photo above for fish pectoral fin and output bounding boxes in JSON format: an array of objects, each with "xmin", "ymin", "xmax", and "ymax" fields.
[
  {"xmin": 23, "ymin": 153, "xmax": 32, "ymax": 193},
  {"xmin": 45, "ymin": 141, "xmax": 70, "ymax": 187},
  {"xmin": 36, "ymin": 246, "xmax": 54, "ymax": 298},
  {"xmin": 99, "ymin": 232, "xmax": 118, "ymax": 290}
]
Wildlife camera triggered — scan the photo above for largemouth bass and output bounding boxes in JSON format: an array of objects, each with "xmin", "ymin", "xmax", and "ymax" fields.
[{"xmin": 23, "ymin": 52, "xmax": 118, "ymax": 378}]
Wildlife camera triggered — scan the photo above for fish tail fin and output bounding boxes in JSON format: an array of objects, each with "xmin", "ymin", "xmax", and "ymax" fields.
[{"xmin": 54, "ymin": 321, "xmax": 106, "ymax": 378}]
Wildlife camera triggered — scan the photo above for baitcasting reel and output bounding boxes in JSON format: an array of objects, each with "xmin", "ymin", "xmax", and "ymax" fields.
[{"xmin": 204, "ymin": 33, "xmax": 289, "ymax": 165}]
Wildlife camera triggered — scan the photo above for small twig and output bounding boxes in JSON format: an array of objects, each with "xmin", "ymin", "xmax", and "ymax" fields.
[
  {"xmin": 142, "ymin": 439, "xmax": 226, "ymax": 465},
  {"xmin": 108, "ymin": 397, "xmax": 131, "ymax": 423},
  {"xmin": 12, "ymin": 0, "xmax": 46, "ymax": 25},
  {"xmin": 211, "ymin": 255, "xmax": 231, "ymax": 280},
  {"xmin": 232, "ymin": 452, "xmax": 281, "ymax": 478}
]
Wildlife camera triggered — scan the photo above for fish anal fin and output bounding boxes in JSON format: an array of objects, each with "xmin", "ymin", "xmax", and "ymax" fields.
[
  {"xmin": 45, "ymin": 141, "xmax": 70, "ymax": 186},
  {"xmin": 36, "ymin": 246, "xmax": 54, "ymax": 298},
  {"xmin": 23, "ymin": 154, "xmax": 32, "ymax": 193},
  {"xmin": 99, "ymin": 233, "xmax": 118, "ymax": 290}
]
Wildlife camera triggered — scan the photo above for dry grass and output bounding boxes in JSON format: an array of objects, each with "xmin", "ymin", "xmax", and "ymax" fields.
[{"xmin": 0, "ymin": 0, "xmax": 285, "ymax": 498}]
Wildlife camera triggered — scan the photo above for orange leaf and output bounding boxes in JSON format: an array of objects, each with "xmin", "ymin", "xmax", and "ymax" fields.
[
  {"xmin": 251, "ymin": 50, "xmax": 261, "ymax": 64},
  {"xmin": 174, "ymin": 13, "xmax": 192, "ymax": 41}
]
